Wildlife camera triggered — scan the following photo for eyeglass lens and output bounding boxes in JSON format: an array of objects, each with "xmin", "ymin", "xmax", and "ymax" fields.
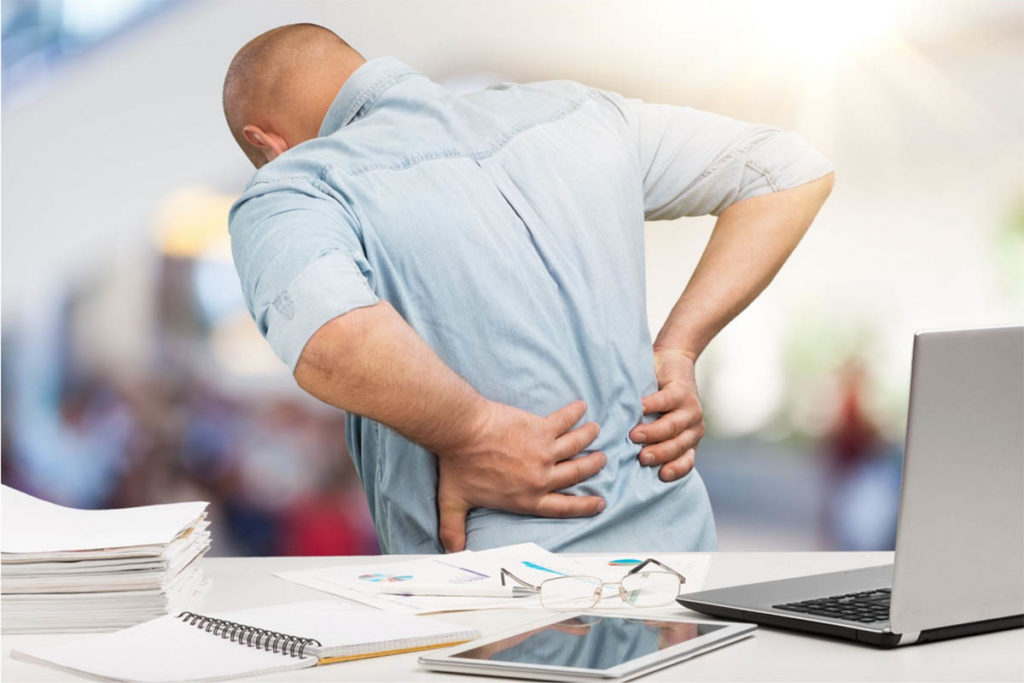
[
  {"xmin": 620, "ymin": 571, "xmax": 681, "ymax": 607},
  {"xmin": 538, "ymin": 571, "xmax": 681, "ymax": 609},
  {"xmin": 539, "ymin": 576, "xmax": 602, "ymax": 609}
]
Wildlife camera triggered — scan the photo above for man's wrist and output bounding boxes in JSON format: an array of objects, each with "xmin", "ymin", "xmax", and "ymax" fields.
[
  {"xmin": 652, "ymin": 344, "xmax": 700, "ymax": 363},
  {"xmin": 438, "ymin": 395, "xmax": 494, "ymax": 459}
]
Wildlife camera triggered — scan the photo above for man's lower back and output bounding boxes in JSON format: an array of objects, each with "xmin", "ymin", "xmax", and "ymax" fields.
[{"xmin": 464, "ymin": 463, "xmax": 717, "ymax": 553}]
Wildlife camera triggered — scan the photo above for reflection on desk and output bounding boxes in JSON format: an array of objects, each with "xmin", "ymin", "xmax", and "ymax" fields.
[{"xmin": 459, "ymin": 615, "xmax": 718, "ymax": 669}]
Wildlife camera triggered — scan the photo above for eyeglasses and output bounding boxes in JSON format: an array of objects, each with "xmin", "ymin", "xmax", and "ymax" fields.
[{"xmin": 499, "ymin": 558, "xmax": 686, "ymax": 609}]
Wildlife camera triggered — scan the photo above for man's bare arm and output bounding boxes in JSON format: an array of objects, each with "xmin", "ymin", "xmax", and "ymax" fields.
[
  {"xmin": 631, "ymin": 173, "xmax": 836, "ymax": 480},
  {"xmin": 293, "ymin": 300, "xmax": 607, "ymax": 551},
  {"xmin": 295, "ymin": 300, "xmax": 484, "ymax": 454},
  {"xmin": 655, "ymin": 174, "xmax": 835, "ymax": 357}
]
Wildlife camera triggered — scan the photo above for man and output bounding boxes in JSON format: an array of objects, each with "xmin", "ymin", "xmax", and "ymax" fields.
[{"xmin": 224, "ymin": 24, "xmax": 834, "ymax": 554}]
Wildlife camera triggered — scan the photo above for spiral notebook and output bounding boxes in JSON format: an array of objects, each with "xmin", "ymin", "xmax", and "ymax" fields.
[{"xmin": 11, "ymin": 601, "xmax": 480, "ymax": 682}]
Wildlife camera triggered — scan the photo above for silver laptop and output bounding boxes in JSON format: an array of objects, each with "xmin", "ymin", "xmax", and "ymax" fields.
[{"xmin": 679, "ymin": 325, "xmax": 1024, "ymax": 647}]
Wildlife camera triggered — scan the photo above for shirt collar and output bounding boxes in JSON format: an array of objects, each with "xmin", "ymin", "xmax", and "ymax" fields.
[{"xmin": 318, "ymin": 57, "xmax": 419, "ymax": 137}]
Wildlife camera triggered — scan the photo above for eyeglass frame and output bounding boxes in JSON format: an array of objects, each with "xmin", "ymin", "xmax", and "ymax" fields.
[{"xmin": 499, "ymin": 558, "xmax": 686, "ymax": 609}]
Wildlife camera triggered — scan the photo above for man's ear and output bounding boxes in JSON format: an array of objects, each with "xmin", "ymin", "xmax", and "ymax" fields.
[{"xmin": 242, "ymin": 124, "xmax": 289, "ymax": 164}]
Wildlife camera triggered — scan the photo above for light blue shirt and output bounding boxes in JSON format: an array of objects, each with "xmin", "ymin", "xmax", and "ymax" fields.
[{"xmin": 229, "ymin": 58, "xmax": 833, "ymax": 554}]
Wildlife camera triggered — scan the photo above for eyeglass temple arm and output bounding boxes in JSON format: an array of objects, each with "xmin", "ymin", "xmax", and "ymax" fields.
[
  {"xmin": 500, "ymin": 568, "xmax": 541, "ymax": 595},
  {"xmin": 627, "ymin": 558, "xmax": 686, "ymax": 584}
]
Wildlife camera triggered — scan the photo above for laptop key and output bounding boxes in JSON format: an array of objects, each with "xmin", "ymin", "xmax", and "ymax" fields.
[{"xmin": 773, "ymin": 588, "xmax": 891, "ymax": 622}]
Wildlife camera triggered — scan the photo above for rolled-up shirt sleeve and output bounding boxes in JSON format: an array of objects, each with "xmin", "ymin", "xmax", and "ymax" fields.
[
  {"xmin": 609, "ymin": 96, "xmax": 834, "ymax": 220},
  {"xmin": 229, "ymin": 179, "xmax": 379, "ymax": 371}
]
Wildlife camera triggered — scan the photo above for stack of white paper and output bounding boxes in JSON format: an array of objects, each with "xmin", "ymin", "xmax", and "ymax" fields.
[{"xmin": 1, "ymin": 486, "xmax": 211, "ymax": 633}]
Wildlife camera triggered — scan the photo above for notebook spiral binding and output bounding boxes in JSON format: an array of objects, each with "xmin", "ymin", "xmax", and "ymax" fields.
[{"xmin": 177, "ymin": 612, "xmax": 321, "ymax": 658}]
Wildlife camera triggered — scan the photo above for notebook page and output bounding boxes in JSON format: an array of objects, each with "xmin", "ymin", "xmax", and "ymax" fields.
[
  {"xmin": 214, "ymin": 601, "xmax": 479, "ymax": 659},
  {"xmin": 1, "ymin": 486, "xmax": 208, "ymax": 554},
  {"xmin": 11, "ymin": 615, "xmax": 315, "ymax": 682}
]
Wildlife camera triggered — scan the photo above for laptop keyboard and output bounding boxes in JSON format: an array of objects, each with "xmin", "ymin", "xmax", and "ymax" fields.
[{"xmin": 773, "ymin": 588, "xmax": 891, "ymax": 623}]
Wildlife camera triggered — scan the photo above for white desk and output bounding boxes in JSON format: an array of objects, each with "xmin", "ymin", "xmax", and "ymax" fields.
[{"xmin": 4, "ymin": 552, "xmax": 1022, "ymax": 681}]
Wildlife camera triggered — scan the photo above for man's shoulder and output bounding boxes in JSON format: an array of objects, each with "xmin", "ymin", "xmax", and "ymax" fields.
[
  {"xmin": 463, "ymin": 78, "xmax": 632, "ymax": 137},
  {"xmin": 228, "ymin": 151, "xmax": 349, "ymax": 233},
  {"xmin": 243, "ymin": 147, "xmax": 332, "ymax": 191},
  {"xmin": 463, "ymin": 77, "xmax": 604, "ymax": 112},
  {"xmin": 424, "ymin": 80, "xmax": 628, "ymax": 165}
]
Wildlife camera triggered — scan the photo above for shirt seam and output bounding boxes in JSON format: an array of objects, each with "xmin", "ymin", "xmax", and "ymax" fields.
[
  {"xmin": 322, "ymin": 91, "xmax": 595, "ymax": 177},
  {"xmin": 744, "ymin": 158, "xmax": 779, "ymax": 192},
  {"xmin": 666, "ymin": 128, "xmax": 781, "ymax": 203},
  {"xmin": 469, "ymin": 92, "xmax": 592, "ymax": 161},
  {"xmin": 268, "ymin": 247, "xmax": 374, "ymax": 315},
  {"xmin": 339, "ymin": 69, "xmax": 419, "ymax": 130},
  {"xmin": 742, "ymin": 132, "xmax": 788, "ymax": 193},
  {"xmin": 245, "ymin": 175, "xmax": 338, "ymax": 196}
]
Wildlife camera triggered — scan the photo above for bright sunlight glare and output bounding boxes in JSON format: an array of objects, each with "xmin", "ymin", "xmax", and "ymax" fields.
[{"xmin": 753, "ymin": 1, "xmax": 905, "ymax": 69}]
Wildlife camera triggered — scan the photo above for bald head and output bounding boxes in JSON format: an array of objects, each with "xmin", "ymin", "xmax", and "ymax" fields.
[{"xmin": 223, "ymin": 24, "xmax": 365, "ymax": 167}]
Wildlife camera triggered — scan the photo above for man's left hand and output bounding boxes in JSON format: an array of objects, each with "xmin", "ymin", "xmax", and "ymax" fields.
[{"xmin": 629, "ymin": 348, "xmax": 706, "ymax": 482}]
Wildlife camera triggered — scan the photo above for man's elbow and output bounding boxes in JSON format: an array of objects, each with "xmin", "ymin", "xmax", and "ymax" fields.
[
  {"xmin": 293, "ymin": 301, "xmax": 390, "ymax": 399},
  {"xmin": 293, "ymin": 325, "xmax": 344, "ymax": 401},
  {"xmin": 799, "ymin": 171, "xmax": 836, "ymax": 216},
  {"xmin": 805, "ymin": 170, "xmax": 836, "ymax": 199},
  {"xmin": 293, "ymin": 312, "xmax": 363, "ymax": 395},
  {"xmin": 819, "ymin": 171, "xmax": 836, "ymax": 197}
]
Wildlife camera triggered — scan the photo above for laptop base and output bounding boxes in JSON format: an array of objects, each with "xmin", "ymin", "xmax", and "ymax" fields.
[{"xmin": 678, "ymin": 596, "xmax": 1024, "ymax": 648}]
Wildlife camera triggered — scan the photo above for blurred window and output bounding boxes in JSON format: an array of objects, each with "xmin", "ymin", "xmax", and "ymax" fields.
[{"xmin": 2, "ymin": 0, "xmax": 182, "ymax": 102}]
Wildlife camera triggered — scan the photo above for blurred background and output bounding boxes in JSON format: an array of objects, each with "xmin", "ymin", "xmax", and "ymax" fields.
[{"xmin": 2, "ymin": 0, "xmax": 1021, "ymax": 555}]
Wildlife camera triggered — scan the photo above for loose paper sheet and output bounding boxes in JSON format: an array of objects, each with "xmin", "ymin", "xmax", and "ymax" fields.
[{"xmin": 276, "ymin": 543, "xmax": 710, "ymax": 614}]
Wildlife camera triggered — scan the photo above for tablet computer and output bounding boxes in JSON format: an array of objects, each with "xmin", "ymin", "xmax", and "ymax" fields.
[{"xmin": 418, "ymin": 613, "xmax": 755, "ymax": 682}]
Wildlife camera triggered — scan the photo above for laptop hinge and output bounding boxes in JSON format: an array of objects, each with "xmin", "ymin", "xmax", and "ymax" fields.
[{"xmin": 897, "ymin": 631, "xmax": 920, "ymax": 645}]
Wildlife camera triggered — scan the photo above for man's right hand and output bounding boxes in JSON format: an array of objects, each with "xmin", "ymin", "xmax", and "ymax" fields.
[
  {"xmin": 292, "ymin": 302, "xmax": 607, "ymax": 553},
  {"xmin": 437, "ymin": 399, "xmax": 607, "ymax": 553}
]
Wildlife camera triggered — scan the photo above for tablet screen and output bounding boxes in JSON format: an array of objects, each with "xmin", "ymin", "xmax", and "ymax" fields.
[{"xmin": 451, "ymin": 616, "xmax": 727, "ymax": 671}]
